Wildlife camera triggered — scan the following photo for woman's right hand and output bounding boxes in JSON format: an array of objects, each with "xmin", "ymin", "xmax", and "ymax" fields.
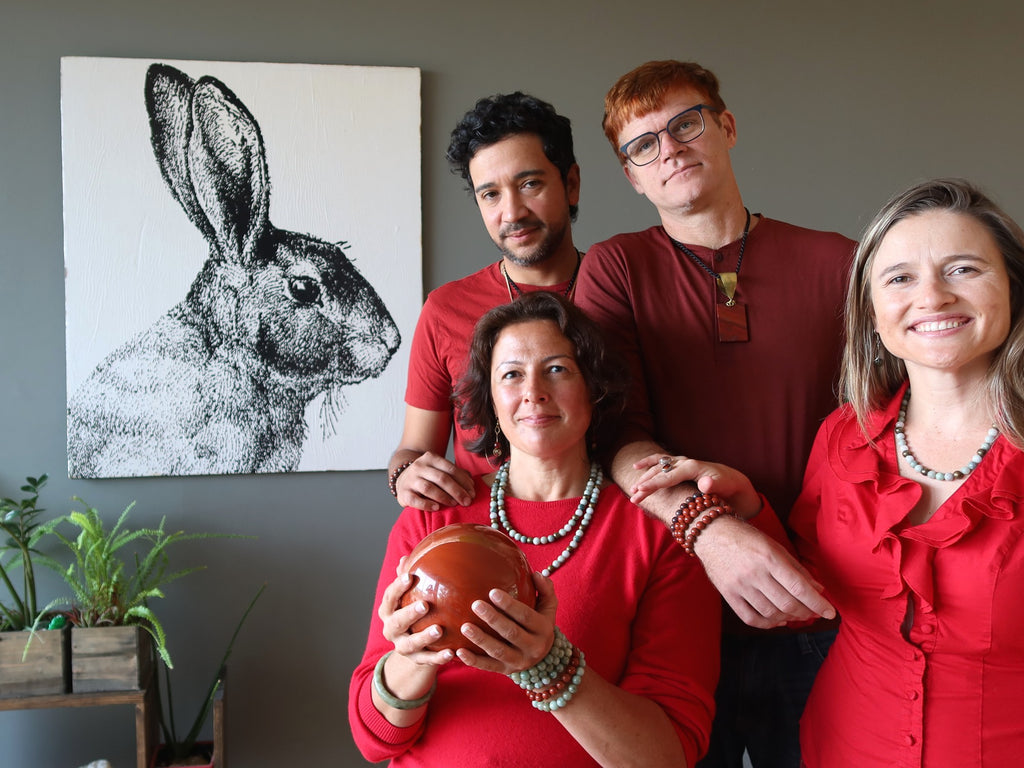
[{"xmin": 378, "ymin": 563, "xmax": 455, "ymax": 667}]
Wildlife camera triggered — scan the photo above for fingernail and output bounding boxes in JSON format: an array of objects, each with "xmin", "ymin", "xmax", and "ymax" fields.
[
  {"xmin": 429, "ymin": 625, "xmax": 442, "ymax": 638},
  {"xmin": 416, "ymin": 601, "xmax": 428, "ymax": 614},
  {"xmin": 472, "ymin": 600, "xmax": 487, "ymax": 615}
]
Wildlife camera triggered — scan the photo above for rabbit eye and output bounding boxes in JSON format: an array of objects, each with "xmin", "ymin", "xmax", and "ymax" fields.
[{"xmin": 287, "ymin": 277, "xmax": 322, "ymax": 306}]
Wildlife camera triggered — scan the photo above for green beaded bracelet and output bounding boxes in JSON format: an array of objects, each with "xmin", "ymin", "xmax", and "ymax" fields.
[
  {"xmin": 510, "ymin": 628, "xmax": 572, "ymax": 690},
  {"xmin": 534, "ymin": 650, "xmax": 586, "ymax": 712},
  {"xmin": 372, "ymin": 650, "xmax": 436, "ymax": 710}
]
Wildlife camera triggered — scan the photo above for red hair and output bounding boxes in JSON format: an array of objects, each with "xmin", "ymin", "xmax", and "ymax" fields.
[{"xmin": 602, "ymin": 60, "xmax": 727, "ymax": 162}]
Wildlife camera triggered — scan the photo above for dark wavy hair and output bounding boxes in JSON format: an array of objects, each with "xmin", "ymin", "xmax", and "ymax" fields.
[
  {"xmin": 446, "ymin": 92, "xmax": 579, "ymax": 221},
  {"xmin": 454, "ymin": 292, "xmax": 626, "ymax": 462}
]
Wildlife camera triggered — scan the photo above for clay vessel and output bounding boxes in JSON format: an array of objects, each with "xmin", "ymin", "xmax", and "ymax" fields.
[{"xmin": 399, "ymin": 523, "xmax": 536, "ymax": 652}]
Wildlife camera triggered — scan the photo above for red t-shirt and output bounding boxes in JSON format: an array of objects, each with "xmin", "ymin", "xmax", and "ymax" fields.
[
  {"xmin": 575, "ymin": 217, "xmax": 855, "ymax": 520},
  {"xmin": 405, "ymin": 261, "xmax": 574, "ymax": 474}
]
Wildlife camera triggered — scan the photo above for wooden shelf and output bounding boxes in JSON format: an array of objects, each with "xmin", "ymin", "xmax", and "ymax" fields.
[
  {"xmin": 0, "ymin": 675, "xmax": 158, "ymax": 768},
  {"xmin": 2, "ymin": 666, "xmax": 227, "ymax": 767}
]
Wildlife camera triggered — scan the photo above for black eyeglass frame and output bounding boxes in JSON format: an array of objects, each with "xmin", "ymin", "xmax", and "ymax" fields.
[{"xmin": 619, "ymin": 104, "xmax": 721, "ymax": 167}]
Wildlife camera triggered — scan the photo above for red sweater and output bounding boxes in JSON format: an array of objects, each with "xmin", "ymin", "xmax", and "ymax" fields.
[{"xmin": 349, "ymin": 477, "xmax": 721, "ymax": 766}]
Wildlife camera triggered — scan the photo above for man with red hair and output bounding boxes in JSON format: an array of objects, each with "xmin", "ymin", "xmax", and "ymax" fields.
[{"xmin": 576, "ymin": 60, "xmax": 854, "ymax": 768}]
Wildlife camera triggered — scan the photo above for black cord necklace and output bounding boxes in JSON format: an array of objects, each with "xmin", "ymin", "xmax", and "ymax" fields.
[
  {"xmin": 668, "ymin": 208, "xmax": 750, "ymax": 307},
  {"xmin": 667, "ymin": 208, "xmax": 752, "ymax": 343},
  {"xmin": 501, "ymin": 250, "xmax": 583, "ymax": 302}
]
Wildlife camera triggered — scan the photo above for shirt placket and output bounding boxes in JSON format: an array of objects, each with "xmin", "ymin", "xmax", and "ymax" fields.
[{"xmin": 898, "ymin": 602, "xmax": 937, "ymax": 767}]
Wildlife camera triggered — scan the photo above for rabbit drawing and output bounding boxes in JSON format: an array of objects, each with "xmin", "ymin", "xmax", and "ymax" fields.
[{"xmin": 67, "ymin": 63, "xmax": 402, "ymax": 478}]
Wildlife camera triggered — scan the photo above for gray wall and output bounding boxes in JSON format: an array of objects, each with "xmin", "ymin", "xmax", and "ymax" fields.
[{"xmin": 2, "ymin": 1, "xmax": 1022, "ymax": 766}]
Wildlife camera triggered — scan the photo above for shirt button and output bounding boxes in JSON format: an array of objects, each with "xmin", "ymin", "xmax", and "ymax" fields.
[
  {"xmin": 714, "ymin": 252, "xmax": 724, "ymax": 263},
  {"xmin": 907, "ymin": 690, "xmax": 920, "ymax": 701},
  {"xmin": 920, "ymin": 624, "xmax": 935, "ymax": 634},
  {"xmin": 904, "ymin": 734, "xmax": 916, "ymax": 746}
]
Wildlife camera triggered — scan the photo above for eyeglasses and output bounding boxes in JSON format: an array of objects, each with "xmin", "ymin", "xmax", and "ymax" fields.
[{"xmin": 619, "ymin": 104, "xmax": 720, "ymax": 167}]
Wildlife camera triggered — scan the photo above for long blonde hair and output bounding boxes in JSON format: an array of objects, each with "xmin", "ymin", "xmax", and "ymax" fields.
[{"xmin": 841, "ymin": 178, "xmax": 1024, "ymax": 448}]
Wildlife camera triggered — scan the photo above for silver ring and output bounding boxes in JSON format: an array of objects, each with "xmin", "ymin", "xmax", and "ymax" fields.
[{"xmin": 659, "ymin": 456, "xmax": 674, "ymax": 473}]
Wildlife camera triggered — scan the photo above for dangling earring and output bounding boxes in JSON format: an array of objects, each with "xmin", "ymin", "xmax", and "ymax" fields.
[
  {"xmin": 872, "ymin": 331, "xmax": 883, "ymax": 367},
  {"xmin": 492, "ymin": 420, "xmax": 503, "ymax": 458}
]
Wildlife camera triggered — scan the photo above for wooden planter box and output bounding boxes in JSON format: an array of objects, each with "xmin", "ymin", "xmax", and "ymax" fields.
[
  {"xmin": 0, "ymin": 627, "xmax": 70, "ymax": 698},
  {"xmin": 72, "ymin": 625, "xmax": 153, "ymax": 693}
]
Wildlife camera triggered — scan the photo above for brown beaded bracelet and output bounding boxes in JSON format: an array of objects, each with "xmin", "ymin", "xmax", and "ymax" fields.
[
  {"xmin": 388, "ymin": 460, "xmax": 414, "ymax": 498},
  {"xmin": 670, "ymin": 492, "xmax": 724, "ymax": 535},
  {"xmin": 670, "ymin": 493, "xmax": 735, "ymax": 557}
]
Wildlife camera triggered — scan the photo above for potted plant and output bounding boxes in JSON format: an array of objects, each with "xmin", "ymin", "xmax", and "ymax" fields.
[
  {"xmin": 0, "ymin": 474, "xmax": 69, "ymax": 698},
  {"xmin": 39, "ymin": 497, "xmax": 240, "ymax": 692},
  {"xmin": 150, "ymin": 583, "xmax": 266, "ymax": 768}
]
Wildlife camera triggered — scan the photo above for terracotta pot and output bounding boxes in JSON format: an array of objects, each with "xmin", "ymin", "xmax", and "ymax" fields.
[
  {"xmin": 399, "ymin": 523, "xmax": 535, "ymax": 652},
  {"xmin": 149, "ymin": 741, "xmax": 214, "ymax": 767}
]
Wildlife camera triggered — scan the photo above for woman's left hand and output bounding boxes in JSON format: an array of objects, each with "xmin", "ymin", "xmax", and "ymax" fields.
[
  {"xmin": 455, "ymin": 571, "xmax": 558, "ymax": 675},
  {"xmin": 631, "ymin": 453, "xmax": 763, "ymax": 519}
]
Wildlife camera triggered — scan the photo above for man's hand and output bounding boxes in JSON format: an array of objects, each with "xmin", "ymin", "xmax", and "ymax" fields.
[
  {"xmin": 694, "ymin": 515, "xmax": 836, "ymax": 628},
  {"xmin": 395, "ymin": 452, "xmax": 475, "ymax": 511}
]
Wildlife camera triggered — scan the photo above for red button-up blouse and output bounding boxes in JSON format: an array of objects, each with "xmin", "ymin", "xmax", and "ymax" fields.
[{"xmin": 789, "ymin": 383, "xmax": 1024, "ymax": 767}]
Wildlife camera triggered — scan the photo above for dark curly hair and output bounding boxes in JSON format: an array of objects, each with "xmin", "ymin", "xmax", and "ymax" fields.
[
  {"xmin": 454, "ymin": 292, "xmax": 626, "ymax": 463},
  {"xmin": 446, "ymin": 92, "xmax": 579, "ymax": 222}
]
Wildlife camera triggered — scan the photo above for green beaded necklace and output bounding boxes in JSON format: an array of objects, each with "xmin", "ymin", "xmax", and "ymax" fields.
[{"xmin": 489, "ymin": 460, "xmax": 602, "ymax": 577}]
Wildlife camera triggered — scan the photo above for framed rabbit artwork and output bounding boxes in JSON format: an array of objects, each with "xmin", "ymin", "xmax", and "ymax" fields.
[{"xmin": 61, "ymin": 57, "xmax": 420, "ymax": 478}]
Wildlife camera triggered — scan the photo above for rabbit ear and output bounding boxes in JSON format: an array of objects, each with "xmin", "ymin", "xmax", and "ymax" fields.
[
  {"xmin": 146, "ymin": 64, "xmax": 219, "ymax": 247},
  {"xmin": 187, "ymin": 75, "xmax": 270, "ymax": 266}
]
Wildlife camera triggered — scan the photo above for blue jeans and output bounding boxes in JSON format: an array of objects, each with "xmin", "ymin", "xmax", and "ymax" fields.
[{"xmin": 697, "ymin": 628, "xmax": 837, "ymax": 768}]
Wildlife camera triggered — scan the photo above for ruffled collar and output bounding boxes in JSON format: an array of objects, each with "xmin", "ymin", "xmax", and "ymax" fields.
[{"xmin": 827, "ymin": 383, "xmax": 1023, "ymax": 606}]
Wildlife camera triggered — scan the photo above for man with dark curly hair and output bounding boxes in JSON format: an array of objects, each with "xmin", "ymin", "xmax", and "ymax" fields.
[{"xmin": 387, "ymin": 92, "xmax": 583, "ymax": 511}]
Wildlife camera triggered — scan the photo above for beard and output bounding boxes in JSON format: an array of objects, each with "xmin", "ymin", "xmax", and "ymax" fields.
[{"xmin": 497, "ymin": 217, "xmax": 569, "ymax": 268}]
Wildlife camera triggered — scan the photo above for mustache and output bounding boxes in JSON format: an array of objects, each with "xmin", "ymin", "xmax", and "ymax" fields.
[{"xmin": 499, "ymin": 220, "xmax": 544, "ymax": 238}]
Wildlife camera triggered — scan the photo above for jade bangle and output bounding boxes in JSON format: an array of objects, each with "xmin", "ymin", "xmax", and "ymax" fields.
[{"xmin": 372, "ymin": 650, "xmax": 436, "ymax": 710}]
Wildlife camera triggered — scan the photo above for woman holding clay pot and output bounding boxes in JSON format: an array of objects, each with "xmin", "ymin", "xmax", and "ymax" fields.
[{"xmin": 349, "ymin": 291, "xmax": 721, "ymax": 766}]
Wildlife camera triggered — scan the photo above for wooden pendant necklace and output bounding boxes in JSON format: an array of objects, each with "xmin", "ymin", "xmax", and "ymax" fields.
[
  {"xmin": 500, "ymin": 251, "xmax": 583, "ymax": 303},
  {"xmin": 669, "ymin": 208, "xmax": 751, "ymax": 342}
]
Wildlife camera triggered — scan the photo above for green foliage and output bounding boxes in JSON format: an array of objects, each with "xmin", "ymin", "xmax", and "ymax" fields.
[
  {"xmin": 39, "ymin": 497, "xmax": 238, "ymax": 668},
  {"xmin": 0, "ymin": 474, "xmax": 52, "ymax": 631},
  {"xmin": 156, "ymin": 583, "xmax": 266, "ymax": 764}
]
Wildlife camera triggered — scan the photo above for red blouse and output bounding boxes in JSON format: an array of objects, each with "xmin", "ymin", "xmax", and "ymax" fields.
[{"xmin": 789, "ymin": 383, "xmax": 1024, "ymax": 767}]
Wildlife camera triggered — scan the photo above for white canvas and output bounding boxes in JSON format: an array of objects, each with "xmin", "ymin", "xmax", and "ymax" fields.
[{"xmin": 62, "ymin": 56, "xmax": 421, "ymax": 478}]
